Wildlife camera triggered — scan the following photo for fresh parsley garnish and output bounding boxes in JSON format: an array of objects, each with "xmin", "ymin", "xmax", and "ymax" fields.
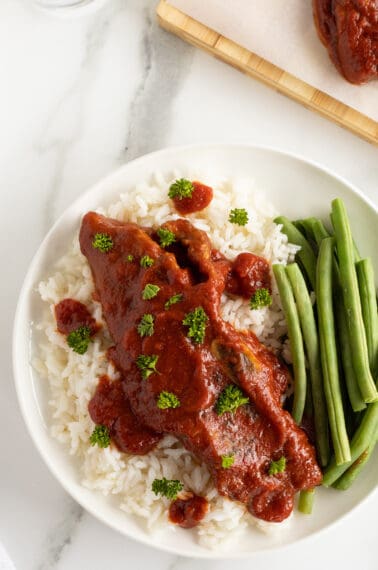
[
  {"xmin": 140, "ymin": 255, "xmax": 154, "ymax": 268},
  {"xmin": 137, "ymin": 314, "xmax": 155, "ymax": 337},
  {"xmin": 168, "ymin": 178, "xmax": 194, "ymax": 200},
  {"xmin": 126, "ymin": 254, "xmax": 134, "ymax": 262},
  {"xmin": 216, "ymin": 384, "xmax": 249, "ymax": 416},
  {"xmin": 142, "ymin": 284, "xmax": 160, "ymax": 300},
  {"xmin": 136, "ymin": 354, "xmax": 159, "ymax": 379},
  {"xmin": 228, "ymin": 208, "xmax": 249, "ymax": 226},
  {"xmin": 182, "ymin": 306, "xmax": 208, "ymax": 344},
  {"xmin": 157, "ymin": 227, "xmax": 176, "ymax": 248},
  {"xmin": 164, "ymin": 293, "xmax": 183, "ymax": 310},
  {"xmin": 89, "ymin": 425, "xmax": 110, "ymax": 448},
  {"xmin": 221, "ymin": 454, "xmax": 235, "ymax": 469},
  {"xmin": 92, "ymin": 233, "xmax": 113, "ymax": 252},
  {"xmin": 152, "ymin": 477, "xmax": 184, "ymax": 499},
  {"xmin": 249, "ymin": 288, "xmax": 272, "ymax": 310},
  {"xmin": 268, "ymin": 456, "xmax": 286, "ymax": 475},
  {"xmin": 66, "ymin": 325, "xmax": 92, "ymax": 354},
  {"xmin": 157, "ymin": 391, "xmax": 181, "ymax": 409}
]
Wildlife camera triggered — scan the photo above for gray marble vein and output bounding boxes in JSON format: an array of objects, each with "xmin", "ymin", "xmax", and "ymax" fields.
[
  {"xmin": 166, "ymin": 556, "xmax": 216, "ymax": 570},
  {"xmin": 36, "ymin": 0, "xmax": 126, "ymax": 233},
  {"xmin": 35, "ymin": 499, "xmax": 83, "ymax": 570},
  {"xmin": 123, "ymin": 2, "xmax": 193, "ymax": 161},
  {"xmin": 165, "ymin": 556, "xmax": 184, "ymax": 570}
]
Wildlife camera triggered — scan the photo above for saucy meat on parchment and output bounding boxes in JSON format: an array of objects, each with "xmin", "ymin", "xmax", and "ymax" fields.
[
  {"xmin": 79, "ymin": 212, "xmax": 322, "ymax": 523},
  {"xmin": 313, "ymin": 0, "xmax": 378, "ymax": 84}
]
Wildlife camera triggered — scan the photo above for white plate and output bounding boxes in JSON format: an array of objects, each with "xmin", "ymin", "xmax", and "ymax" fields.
[{"xmin": 13, "ymin": 144, "xmax": 378, "ymax": 558}]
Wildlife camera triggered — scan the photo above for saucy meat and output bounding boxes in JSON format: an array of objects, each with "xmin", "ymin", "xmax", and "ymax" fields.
[
  {"xmin": 313, "ymin": 0, "xmax": 378, "ymax": 84},
  {"xmin": 80, "ymin": 213, "xmax": 322, "ymax": 523}
]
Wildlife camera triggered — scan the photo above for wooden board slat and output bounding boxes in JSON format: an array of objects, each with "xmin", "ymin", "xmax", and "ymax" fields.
[{"xmin": 157, "ymin": 0, "xmax": 378, "ymax": 146}]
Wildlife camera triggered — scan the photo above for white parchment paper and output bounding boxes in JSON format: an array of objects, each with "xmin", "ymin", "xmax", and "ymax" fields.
[{"xmin": 170, "ymin": 0, "xmax": 378, "ymax": 122}]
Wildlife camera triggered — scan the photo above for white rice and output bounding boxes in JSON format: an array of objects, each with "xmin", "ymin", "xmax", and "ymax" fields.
[{"xmin": 34, "ymin": 172, "xmax": 299, "ymax": 549}]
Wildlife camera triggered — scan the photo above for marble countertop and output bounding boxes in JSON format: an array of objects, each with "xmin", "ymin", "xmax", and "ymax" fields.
[{"xmin": 1, "ymin": 1, "xmax": 377, "ymax": 569}]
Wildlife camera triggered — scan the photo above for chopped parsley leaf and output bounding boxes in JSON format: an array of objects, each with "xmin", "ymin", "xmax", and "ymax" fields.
[
  {"xmin": 157, "ymin": 391, "xmax": 181, "ymax": 409},
  {"xmin": 92, "ymin": 233, "xmax": 113, "ymax": 252},
  {"xmin": 228, "ymin": 208, "xmax": 249, "ymax": 226},
  {"xmin": 140, "ymin": 255, "xmax": 154, "ymax": 268},
  {"xmin": 268, "ymin": 456, "xmax": 286, "ymax": 475},
  {"xmin": 126, "ymin": 254, "xmax": 134, "ymax": 262},
  {"xmin": 250, "ymin": 288, "xmax": 272, "ymax": 310},
  {"xmin": 182, "ymin": 306, "xmax": 208, "ymax": 344},
  {"xmin": 216, "ymin": 384, "xmax": 249, "ymax": 416},
  {"xmin": 67, "ymin": 325, "xmax": 92, "ymax": 355},
  {"xmin": 137, "ymin": 314, "xmax": 155, "ymax": 337},
  {"xmin": 157, "ymin": 227, "xmax": 176, "ymax": 248},
  {"xmin": 164, "ymin": 293, "xmax": 183, "ymax": 310},
  {"xmin": 168, "ymin": 178, "xmax": 194, "ymax": 200},
  {"xmin": 136, "ymin": 354, "xmax": 159, "ymax": 379},
  {"xmin": 152, "ymin": 477, "xmax": 184, "ymax": 499},
  {"xmin": 221, "ymin": 454, "xmax": 235, "ymax": 469},
  {"xmin": 90, "ymin": 425, "xmax": 110, "ymax": 448},
  {"xmin": 142, "ymin": 283, "xmax": 160, "ymax": 300}
]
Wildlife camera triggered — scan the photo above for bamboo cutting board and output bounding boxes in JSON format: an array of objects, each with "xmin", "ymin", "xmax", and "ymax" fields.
[{"xmin": 157, "ymin": 0, "xmax": 378, "ymax": 146}]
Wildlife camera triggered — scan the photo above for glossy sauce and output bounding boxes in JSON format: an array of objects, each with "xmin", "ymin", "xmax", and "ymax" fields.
[
  {"xmin": 55, "ymin": 298, "xmax": 99, "ymax": 335},
  {"xmin": 313, "ymin": 0, "xmax": 378, "ymax": 84},
  {"xmin": 79, "ymin": 213, "xmax": 322, "ymax": 522},
  {"xmin": 88, "ymin": 375, "xmax": 161, "ymax": 454},
  {"xmin": 172, "ymin": 181, "xmax": 213, "ymax": 214},
  {"xmin": 169, "ymin": 494, "xmax": 209, "ymax": 528},
  {"xmin": 226, "ymin": 252, "xmax": 271, "ymax": 298}
]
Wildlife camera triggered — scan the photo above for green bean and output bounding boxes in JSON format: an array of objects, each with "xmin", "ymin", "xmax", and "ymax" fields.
[
  {"xmin": 311, "ymin": 220, "xmax": 364, "ymax": 412},
  {"xmin": 332, "ymin": 258, "xmax": 365, "ymax": 413},
  {"xmin": 330, "ymin": 243, "xmax": 366, "ymax": 412},
  {"xmin": 295, "ymin": 217, "xmax": 318, "ymax": 243},
  {"xmin": 335, "ymin": 295, "xmax": 366, "ymax": 412},
  {"xmin": 330, "ymin": 212, "xmax": 361, "ymax": 263},
  {"xmin": 335, "ymin": 258, "xmax": 378, "ymax": 488},
  {"xmin": 331, "ymin": 199, "xmax": 378, "ymax": 403},
  {"xmin": 298, "ymin": 488, "xmax": 315, "ymax": 514},
  {"xmin": 317, "ymin": 237, "xmax": 351, "ymax": 465},
  {"xmin": 300, "ymin": 217, "xmax": 318, "ymax": 237},
  {"xmin": 332, "ymin": 440, "xmax": 376, "ymax": 490},
  {"xmin": 311, "ymin": 219, "xmax": 331, "ymax": 247},
  {"xmin": 356, "ymin": 258, "xmax": 378, "ymax": 378},
  {"xmin": 322, "ymin": 400, "xmax": 378, "ymax": 485},
  {"xmin": 304, "ymin": 378, "xmax": 314, "ymax": 418},
  {"xmin": 274, "ymin": 217, "xmax": 317, "ymax": 290},
  {"xmin": 292, "ymin": 220, "xmax": 307, "ymax": 236},
  {"xmin": 286, "ymin": 263, "xmax": 330, "ymax": 466},
  {"xmin": 353, "ymin": 242, "xmax": 361, "ymax": 263},
  {"xmin": 273, "ymin": 264, "xmax": 307, "ymax": 423}
]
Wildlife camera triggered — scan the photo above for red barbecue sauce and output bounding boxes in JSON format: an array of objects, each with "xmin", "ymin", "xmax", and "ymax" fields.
[
  {"xmin": 55, "ymin": 298, "xmax": 99, "ymax": 335},
  {"xmin": 313, "ymin": 0, "xmax": 378, "ymax": 84},
  {"xmin": 226, "ymin": 252, "xmax": 271, "ymax": 298},
  {"xmin": 75, "ymin": 213, "xmax": 322, "ymax": 523},
  {"xmin": 210, "ymin": 250, "xmax": 271, "ymax": 298},
  {"xmin": 169, "ymin": 494, "xmax": 209, "ymax": 528},
  {"xmin": 88, "ymin": 375, "xmax": 161, "ymax": 454},
  {"xmin": 172, "ymin": 181, "xmax": 213, "ymax": 214}
]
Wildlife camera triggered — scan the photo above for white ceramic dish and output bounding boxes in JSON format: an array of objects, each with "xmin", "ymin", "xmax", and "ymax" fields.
[{"xmin": 13, "ymin": 144, "xmax": 378, "ymax": 558}]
